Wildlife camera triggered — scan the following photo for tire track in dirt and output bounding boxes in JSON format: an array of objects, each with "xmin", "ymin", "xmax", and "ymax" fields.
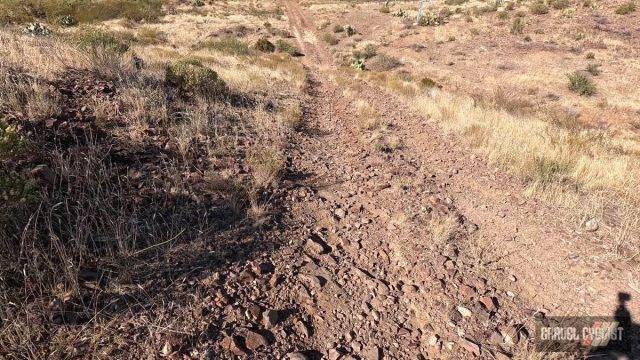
[{"xmin": 278, "ymin": 1, "xmax": 543, "ymax": 359}]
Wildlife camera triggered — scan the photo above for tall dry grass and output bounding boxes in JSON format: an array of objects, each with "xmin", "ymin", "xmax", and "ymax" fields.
[
  {"xmin": 0, "ymin": 26, "xmax": 305, "ymax": 356},
  {"xmin": 357, "ymin": 70, "xmax": 640, "ymax": 262}
]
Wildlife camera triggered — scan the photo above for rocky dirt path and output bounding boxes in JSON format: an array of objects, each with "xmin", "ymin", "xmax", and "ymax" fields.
[
  {"xmin": 262, "ymin": 0, "xmax": 640, "ymax": 358},
  {"xmin": 206, "ymin": 2, "xmax": 639, "ymax": 359},
  {"xmin": 280, "ymin": 0, "xmax": 640, "ymax": 319}
]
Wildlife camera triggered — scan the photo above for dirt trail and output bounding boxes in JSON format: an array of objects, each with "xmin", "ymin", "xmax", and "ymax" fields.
[{"xmin": 273, "ymin": 0, "xmax": 640, "ymax": 358}]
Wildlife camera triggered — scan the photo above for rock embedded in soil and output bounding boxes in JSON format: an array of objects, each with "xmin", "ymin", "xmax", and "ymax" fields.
[
  {"xmin": 459, "ymin": 338, "xmax": 481, "ymax": 356},
  {"xmin": 245, "ymin": 330, "xmax": 270, "ymax": 350},
  {"xmin": 285, "ymin": 352, "xmax": 309, "ymax": 360}
]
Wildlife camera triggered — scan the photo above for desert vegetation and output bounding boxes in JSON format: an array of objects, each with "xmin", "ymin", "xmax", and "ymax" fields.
[{"xmin": 0, "ymin": 1, "xmax": 307, "ymax": 355}]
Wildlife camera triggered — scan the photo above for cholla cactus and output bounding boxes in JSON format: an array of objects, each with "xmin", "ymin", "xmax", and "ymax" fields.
[
  {"xmin": 345, "ymin": 25, "xmax": 357, "ymax": 36},
  {"xmin": 392, "ymin": 9, "xmax": 406, "ymax": 17},
  {"xmin": 351, "ymin": 58, "xmax": 365, "ymax": 71},
  {"xmin": 24, "ymin": 22, "xmax": 52, "ymax": 36},
  {"xmin": 59, "ymin": 15, "xmax": 77, "ymax": 27}
]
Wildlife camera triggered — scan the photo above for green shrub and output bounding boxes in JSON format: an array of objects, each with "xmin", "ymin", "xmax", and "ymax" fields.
[
  {"xmin": 202, "ymin": 36, "xmax": 251, "ymax": 55},
  {"xmin": 419, "ymin": 77, "xmax": 439, "ymax": 89},
  {"xmin": 353, "ymin": 43, "xmax": 378, "ymax": 60},
  {"xmin": 567, "ymin": 71, "xmax": 596, "ymax": 96},
  {"xmin": 165, "ymin": 59, "xmax": 226, "ymax": 97},
  {"xmin": 254, "ymin": 37, "xmax": 275, "ymax": 52},
  {"xmin": 275, "ymin": 39, "xmax": 301, "ymax": 56},
  {"xmin": 333, "ymin": 24, "xmax": 344, "ymax": 33},
  {"xmin": 379, "ymin": 6, "xmax": 391, "ymax": 13},
  {"xmin": 529, "ymin": 1, "xmax": 549, "ymax": 14},
  {"xmin": 322, "ymin": 33, "xmax": 339, "ymax": 45},
  {"xmin": 550, "ymin": 0, "xmax": 571, "ymax": 9},
  {"xmin": 615, "ymin": 2, "xmax": 636, "ymax": 14}
]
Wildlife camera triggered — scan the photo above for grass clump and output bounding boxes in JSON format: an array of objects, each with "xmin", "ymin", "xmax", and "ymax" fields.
[
  {"xmin": 550, "ymin": 0, "xmax": 571, "ymax": 9},
  {"xmin": 529, "ymin": 1, "xmax": 549, "ymax": 14},
  {"xmin": 0, "ymin": 0, "xmax": 163, "ymax": 25},
  {"xmin": 567, "ymin": 71, "xmax": 596, "ymax": 96},
  {"xmin": 353, "ymin": 43, "xmax": 378, "ymax": 60},
  {"xmin": 419, "ymin": 77, "xmax": 439, "ymax": 89},
  {"xmin": 367, "ymin": 54, "xmax": 401, "ymax": 71},
  {"xmin": 615, "ymin": 2, "xmax": 636, "ymax": 14},
  {"xmin": 201, "ymin": 36, "xmax": 251, "ymax": 56},
  {"xmin": 510, "ymin": 18, "xmax": 525, "ymax": 34},
  {"xmin": 246, "ymin": 146, "xmax": 285, "ymax": 188},
  {"xmin": 275, "ymin": 39, "xmax": 301, "ymax": 56},
  {"xmin": 136, "ymin": 27, "xmax": 166, "ymax": 44},
  {"xmin": 165, "ymin": 58, "xmax": 226, "ymax": 98},
  {"xmin": 74, "ymin": 27, "xmax": 133, "ymax": 54},
  {"xmin": 322, "ymin": 33, "xmax": 339, "ymax": 45},
  {"xmin": 254, "ymin": 37, "xmax": 275, "ymax": 53}
]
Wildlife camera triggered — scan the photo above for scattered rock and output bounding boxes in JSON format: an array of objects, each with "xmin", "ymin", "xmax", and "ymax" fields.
[
  {"xmin": 245, "ymin": 330, "xmax": 269, "ymax": 350},
  {"xmin": 427, "ymin": 334, "xmax": 439, "ymax": 346},
  {"xmin": 489, "ymin": 331, "xmax": 503, "ymax": 345},
  {"xmin": 459, "ymin": 338, "xmax": 480, "ymax": 356},
  {"xmin": 456, "ymin": 306, "xmax": 472, "ymax": 318},
  {"xmin": 583, "ymin": 218, "xmax": 599, "ymax": 232},
  {"xmin": 221, "ymin": 336, "xmax": 248, "ymax": 357},
  {"xmin": 363, "ymin": 345, "xmax": 382, "ymax": 360},
  {"xmin": 479, "ymin": 296, "xmax": 498, "ymax": 312},
  {"xmin": 285, "ymin": 352, "xmax": 309, "ymax": 360}
]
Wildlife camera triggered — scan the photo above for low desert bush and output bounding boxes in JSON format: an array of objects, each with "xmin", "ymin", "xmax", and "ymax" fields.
[
  {"xmin": 615, "ymin": 1, "xmax": 636, "ymax": 15},
  {"xmin": 567, "ymin": 71, "xmax": 596, "ymax": 96},
  {"xmin": 322, "ymin": 33, "xmax": 339, "ymax": 45},
  {"xmin": 165, "ymin": 58, "xmax": 226, "ymax": 97},
  {"xmin": 254, "ymin": 37, "xmax": 275, "ymax": 52},
  {"xmin": 275, "ymin": 39, "xmax": 301, "ymax": 56},
  {"xmin": 201, "ymin": 36, "xmax": 251, "ymax": 56},
  {"xmin": 353, "ymin": 43, "xmax": 378, "ymax": 60},
  {"xmin": 367, "ymin": 54, "xmax": 401, "ymax": 71},
  {"xmin": 550, "ymin": 0, "xmax": 571, "ymax": 9},
  {"xmin": 529, "ymin": 1, "xmax": 549, "ymax": 14}
]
